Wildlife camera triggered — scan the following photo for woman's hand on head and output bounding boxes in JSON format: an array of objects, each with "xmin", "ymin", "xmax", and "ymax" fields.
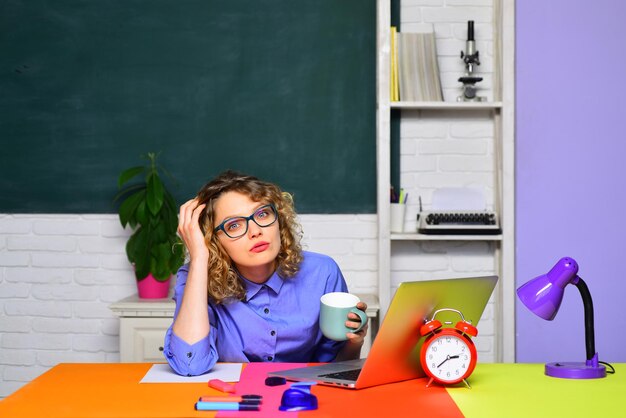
[
  {"xmin": 178, "ymin": 198, "xmax": 209, "ymax": 261},
  {"xmin": 345, "ymin": 301, "xmax": 369, "ymax": 346}
]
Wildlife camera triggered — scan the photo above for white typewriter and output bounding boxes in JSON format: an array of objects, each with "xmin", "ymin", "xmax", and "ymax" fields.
[
  {"xmin": 416, "ymin": 188, "xmax": 501, "ymax": 235},
  {"xmin": 418, "ymin": 210, "xmax": 501, "ymax": 235}
]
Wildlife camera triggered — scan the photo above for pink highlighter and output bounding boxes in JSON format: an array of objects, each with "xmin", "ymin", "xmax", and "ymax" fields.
[{"xmin": 208, "ymin": 379, "xmax": 236, "ymax": 393}]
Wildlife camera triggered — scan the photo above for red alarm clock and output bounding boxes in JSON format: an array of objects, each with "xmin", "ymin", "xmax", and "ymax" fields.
[{"xmin": 419, "ymin": 308, "xmax": 478, "ymax": 388}]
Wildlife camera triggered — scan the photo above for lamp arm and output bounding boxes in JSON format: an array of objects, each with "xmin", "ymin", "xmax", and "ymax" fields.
[{"xmin": 574, "ymin": 277, "xmax": 596, "ymax": 361}]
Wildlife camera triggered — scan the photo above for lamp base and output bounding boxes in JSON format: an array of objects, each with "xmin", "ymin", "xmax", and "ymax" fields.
[{"xmin": 545, "ymin": 362, "xmax": 606, "ymax": 379}]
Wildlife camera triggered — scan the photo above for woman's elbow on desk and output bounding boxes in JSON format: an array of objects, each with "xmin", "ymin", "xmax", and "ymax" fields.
[
  {"xmin": 164, "ymin": 346, "xmax": 218, "ymax": 376},
  {"xmin": 164, "ymin": 328, "xmax": 218, "ymax": 376}
]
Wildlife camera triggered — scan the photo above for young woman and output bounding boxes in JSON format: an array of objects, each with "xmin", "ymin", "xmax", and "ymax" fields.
[{"xmin": 164, "ymin": 171, "xmax": 368, "ymax": 376}]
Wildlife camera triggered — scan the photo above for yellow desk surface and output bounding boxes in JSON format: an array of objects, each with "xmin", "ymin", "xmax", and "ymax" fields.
[
  {"xmin": 447, "ymin": 363, "xmax": 625, "ymax": 417},
  {"xmin": 0, "ymin": 363, "xmax": 623, "ymax": 418}
]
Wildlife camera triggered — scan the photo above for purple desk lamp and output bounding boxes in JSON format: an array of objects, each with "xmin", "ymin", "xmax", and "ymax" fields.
[{"xmin": 516, "ymin": 257, "xmax": 606, "ymax": 379}]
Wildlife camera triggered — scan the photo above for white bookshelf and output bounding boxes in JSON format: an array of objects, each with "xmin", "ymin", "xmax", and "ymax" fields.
[{"xmin": 376, "ymin": 0, "xmax": 516, "ymax": 362}]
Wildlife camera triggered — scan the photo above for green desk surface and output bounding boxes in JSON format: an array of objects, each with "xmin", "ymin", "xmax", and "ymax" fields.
[{"xmin": 447, "ymin": 363, "xmax": 624, "ymax": 417}]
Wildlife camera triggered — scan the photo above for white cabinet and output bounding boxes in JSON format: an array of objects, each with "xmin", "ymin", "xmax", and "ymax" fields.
[
  {"xmin": 119, "ymin": 317, "xmax": 173, "ymax": 363},
  {"xmin": 110, "ymin": 294, "xmax": 379, "ymax": 362},
  {"xmin": 375, "ymin": 0, "xmax": 515, "ymax": 361},
  {"xmin": 109, "ymin": 296, "xmax": 175, "ymax": 363}
]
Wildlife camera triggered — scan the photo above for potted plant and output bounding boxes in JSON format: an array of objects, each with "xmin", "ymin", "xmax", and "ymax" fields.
[{"xmin": 114, "ymin": 152, "xmax": 184, "ymax": 298}]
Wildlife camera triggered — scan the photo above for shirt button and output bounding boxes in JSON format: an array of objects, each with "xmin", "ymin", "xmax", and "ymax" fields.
[
  {"xmin": 186, "ymin": 352, "xmax": 192, "ymax": 358},
  {"xmin": 264, "ymin": 308, "xmax": 269, "ymax": 314},
  {"xmin": 267, "ymin": 356, "xmax": 273, "ymax": 361},
  {"xmin": 270, "ymin": 330, "xmax": 276, "ymax": 336}
]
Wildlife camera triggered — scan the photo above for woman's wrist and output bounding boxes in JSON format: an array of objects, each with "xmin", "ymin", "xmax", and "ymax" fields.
[
  {"xmin": 347, "ymin": 337, "xmax": 364, "ymax": 347},
  {"xmin": 189, "ymin": 253, "xmax": 209, "ymax": 266}
]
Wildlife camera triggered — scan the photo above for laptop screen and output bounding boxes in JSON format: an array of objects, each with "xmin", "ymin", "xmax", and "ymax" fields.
[
  {"xmin": 356, "ymin": 275, "xmax": 498, "ymax": 388},
  {"xmin": 269, "ymin": 276, "xmax": 498, "ymax": 389}
]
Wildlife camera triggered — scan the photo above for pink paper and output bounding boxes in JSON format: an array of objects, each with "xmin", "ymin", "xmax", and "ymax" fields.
[{"xmin": 217, "ymin": 363, "xmax": 306, "ymax": 418}]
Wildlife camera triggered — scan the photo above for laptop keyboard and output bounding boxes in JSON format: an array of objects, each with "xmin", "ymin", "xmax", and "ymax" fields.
[{"xmin": 319, "ymin": 368, "xmax": 362, "ymax": 381}]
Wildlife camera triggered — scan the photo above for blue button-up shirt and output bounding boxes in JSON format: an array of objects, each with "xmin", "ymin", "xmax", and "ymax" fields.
[{"xmin": 164, "ymin": 251, "xmax": 348, "ymax": 376}]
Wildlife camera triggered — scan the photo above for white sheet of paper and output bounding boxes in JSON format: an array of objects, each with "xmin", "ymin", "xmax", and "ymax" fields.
[
  {"xmin": 140, "ymin": 363, "xmax": 243, "ymax": 383},
  {"xmin": 431, "ymin": 187, "xmax": 486, "ymax": 211}
]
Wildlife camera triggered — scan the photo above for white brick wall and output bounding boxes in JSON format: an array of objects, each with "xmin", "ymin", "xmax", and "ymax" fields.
[
  {"xmin": 0, "ymin": 214, "xmax": 137, "ymax": 397},
  {"xmin": 390, "ymin": 240, "xmax": 497, "ymax": 362},
  {"xmin": 0, "ymin": 213, "xmax": 378, "ymax": 398}
]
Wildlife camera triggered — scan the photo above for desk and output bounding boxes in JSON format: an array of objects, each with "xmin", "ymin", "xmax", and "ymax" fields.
[{"xmin": 0, "ymin": 363, "xmax": 623, "ymax": 417}]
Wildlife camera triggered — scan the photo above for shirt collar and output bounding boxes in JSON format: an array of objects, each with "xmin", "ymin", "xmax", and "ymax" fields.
[{"xmin": 241, "ymin": 270, "xmax": 284, "ymax": 301}]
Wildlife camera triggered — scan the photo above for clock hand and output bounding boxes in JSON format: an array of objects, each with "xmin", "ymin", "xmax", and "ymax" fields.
[
  {"xmin": 437, "ymin": 354, "xmax": 462, "ymax": 368},
  {"xmin": 437, "ymin": 355, "xmax": 451, "ymax": 368}
]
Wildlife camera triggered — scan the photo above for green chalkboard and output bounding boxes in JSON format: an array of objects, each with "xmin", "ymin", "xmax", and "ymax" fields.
[{"xmin": 0, "ymin": 0, "xmax": 376, "ymax": 214}]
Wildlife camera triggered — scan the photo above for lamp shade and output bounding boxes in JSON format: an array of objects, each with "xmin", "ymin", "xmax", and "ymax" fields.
[
  {"xmin": 516, "ymin": 257, "xmax": 579, "ymax": 320},
  {"xmin": 516, "ymin": 257, "xmax": 606, "ymax": 379}
]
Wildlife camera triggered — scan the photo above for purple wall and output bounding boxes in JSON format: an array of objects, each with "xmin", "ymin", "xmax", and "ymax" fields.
[{"xmin": 516, "ymin": 1, "xmax": 626, "ymax": 363}]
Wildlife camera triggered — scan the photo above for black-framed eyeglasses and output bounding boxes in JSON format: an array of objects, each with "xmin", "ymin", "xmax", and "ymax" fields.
[{"xmin": 213, "ymin": 204, "xmax": 278, "ymax": 239}]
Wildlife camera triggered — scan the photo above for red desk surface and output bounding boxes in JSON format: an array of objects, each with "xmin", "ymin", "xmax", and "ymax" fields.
[{"xmin": 0, "ymin": 362, "xmax": 623, "ymax": 417}]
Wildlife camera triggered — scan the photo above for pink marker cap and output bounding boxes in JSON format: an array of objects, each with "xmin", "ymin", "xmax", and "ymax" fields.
[{"xmin": 208, "ymin": 379, "xmax": 236, "ymax": 393}]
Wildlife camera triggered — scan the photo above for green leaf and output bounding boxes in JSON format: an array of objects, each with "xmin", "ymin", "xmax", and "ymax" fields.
[
  {"xmin": 126, "ymin": 233, "xmax": 138, "ymax": 263},
  {"xmin": 151, "ymin": 223, "xmax": 166, "ymax": 243},
  {"xmin": 146, "ymin": 173, "xmax": 164, "ymax": 216},
  {"xmin": 112, "ymin": 183, "xmax": 144, "ymax": 203},
  {"xmin": 135, "ymin": 259, "xmax": 150, "ymax": 281},
  {"xmin": 164, "ymin": 191, "xmax": 177, "ymax": 210},
  {"xmin": 126, "ymin": 226, "xmax": 145, "ymax": 262},
  {"xmin": 149, "ymin": 258, "xmax": 161, "ymax": 280},
  {"xmin": 161, "ymin": 242, "xmax": 173, "ymax": 261},
  {"xmin": 159, "ymin": 244, "xmax": 171, "ymax": 268},
  {"xmin": 150, "ymin": 254, "xmax": 169, "ymax": 281},
  {"xmin": 163, "ymin": 192, "xmax": 180, "ymax": 231},
  {"xmin": 164, "ymin": 210, "xmax": 178, "ymax": 235},
  {"xmin": 136, "ymin": 200, "xmax": 148, "ymax": 226},
  {"xmin": 118, "ymin": 190, "xmax": 145, "ymax": 228},
  {"xmin": 149, "ymin": 215, "xmax": 161, "ymax": 229},
  {"xmin": 118, "ymin": 166, "xmax": 145, "ymax": 189},
  {"xmin": 134, "ymin": 227, "xmax": 151, "ymax": 280}
]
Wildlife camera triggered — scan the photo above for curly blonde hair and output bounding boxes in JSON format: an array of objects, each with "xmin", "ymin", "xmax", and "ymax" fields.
[{"xmin": 195, "ymin": 171, "xmax": 303, "ymax": 304}]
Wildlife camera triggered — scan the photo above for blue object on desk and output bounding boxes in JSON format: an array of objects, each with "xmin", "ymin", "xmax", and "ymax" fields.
[
  {"xmin": 195, "ymin": 401, "xmax": 260, "ymax": 411},
  {"xmin": 279, "ymin": 382, "xmax": 318, "ymax": 412}
]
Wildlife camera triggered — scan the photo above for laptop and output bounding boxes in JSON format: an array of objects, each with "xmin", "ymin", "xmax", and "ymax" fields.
[{"xmin": 269, "ymin": 275, "xmax": 498, "ymax": 389}]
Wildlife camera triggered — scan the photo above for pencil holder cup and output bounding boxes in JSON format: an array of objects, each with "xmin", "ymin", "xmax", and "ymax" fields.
[{"xmin": 390, "ymin": 203, "xmax": 406, "ymax": 233}]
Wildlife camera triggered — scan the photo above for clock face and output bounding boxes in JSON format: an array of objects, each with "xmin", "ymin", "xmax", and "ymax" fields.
[{"xmin": 423, "ymin": 333, "xmax": 474, "ymax": 383}]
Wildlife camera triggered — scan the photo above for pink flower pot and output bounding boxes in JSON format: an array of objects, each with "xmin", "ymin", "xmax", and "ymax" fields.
[{"xmin": 136, "ymin": 273, "xmax": 171, "ymax": 299}]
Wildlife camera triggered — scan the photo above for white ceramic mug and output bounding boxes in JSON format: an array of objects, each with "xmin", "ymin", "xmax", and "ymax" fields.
[{"xmin": 319, "ymin": 292, "xmax": 367, "ymax": 341}]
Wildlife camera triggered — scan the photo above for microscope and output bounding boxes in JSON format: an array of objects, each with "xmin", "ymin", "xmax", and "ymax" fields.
[{"xmin": 457, "ymin": 21, "xmax": 485, "ymax": 102}]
